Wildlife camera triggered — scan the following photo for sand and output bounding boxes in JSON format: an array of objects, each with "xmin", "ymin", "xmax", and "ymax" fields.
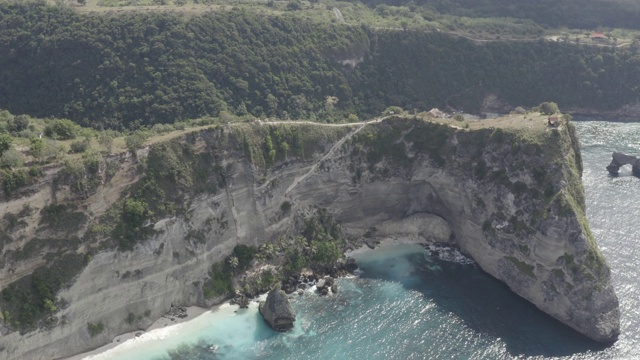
[{"xmin": 64, "ymin": 306, "xmax": 210, "ymax": 360}]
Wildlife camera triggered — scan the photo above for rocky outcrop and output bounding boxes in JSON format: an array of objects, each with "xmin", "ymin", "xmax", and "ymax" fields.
[
  {"xmin": 606, "ymin": 152, "xmax": 640, "ymax": 176},
  {"xmin": 0, "ymin": 115, "xmax": 620, "ymax": 359},
  {"xmin": 259, "ymin": 289, "xmax": 296, "ymax": 331}
]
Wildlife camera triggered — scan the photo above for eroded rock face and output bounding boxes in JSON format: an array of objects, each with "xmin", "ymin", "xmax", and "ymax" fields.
[
  {"xmin": 0, "ymin": 116, "xmax": 620, "ymax": 359},
  {"xmin": 606, "ymin": 152, "xmax": 640, "ymax": 176},
  {"xmin": 259, "ymin": 289, "xmax": 296, "ymax": 331}
]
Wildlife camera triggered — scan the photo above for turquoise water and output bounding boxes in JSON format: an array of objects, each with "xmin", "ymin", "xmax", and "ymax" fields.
[{"xmin": 86, "ymin": 120, "xmax": 640, "ymax": 360}]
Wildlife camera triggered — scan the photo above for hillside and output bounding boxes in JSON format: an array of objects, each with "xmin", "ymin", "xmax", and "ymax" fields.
[{"xmin": 2, "ymin": 2, "xmax": 640, "ymax": 130}]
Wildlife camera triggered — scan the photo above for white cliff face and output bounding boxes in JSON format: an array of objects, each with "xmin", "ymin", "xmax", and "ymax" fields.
[{"xmin": 0, "ymin": 117, "xmax": 620, "ymax": 359}]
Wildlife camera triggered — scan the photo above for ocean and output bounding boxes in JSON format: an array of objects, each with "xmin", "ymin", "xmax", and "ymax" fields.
[{"xmin": 83, "ymin": 120, "xmax": 640, "ymax": 360}]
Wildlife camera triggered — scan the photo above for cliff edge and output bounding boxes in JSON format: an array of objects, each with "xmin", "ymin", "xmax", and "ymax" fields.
[{"xmin": 0, "ymin": 113, "xmax": 619, "ymax": 359}]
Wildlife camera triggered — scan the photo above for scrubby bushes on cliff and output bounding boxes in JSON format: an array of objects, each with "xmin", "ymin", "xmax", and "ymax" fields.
[
  {"xmin": 1, "ymin": 167, "xmax": 43, "ymax": 199},
  {"xmin": 103, "ymin": 139, "xmax": 225, "ymax": 249},
  {"xmin": 202, "ymin": 245, "xmax": 257, "ymax": 299},
  {"xmin": 0, "ymin": 253, "xmax": 88, "ymax": 332},
  {"xmin": 39, "ymin": 204, "xmax": 88, "ymax": 235},
  {"xmin": 236, "ymin": 123, "xmax": 351, "ymax": 169},
  {"xmin": 282, "ymin": 208, "xmax": 345, "ymax": 275}
]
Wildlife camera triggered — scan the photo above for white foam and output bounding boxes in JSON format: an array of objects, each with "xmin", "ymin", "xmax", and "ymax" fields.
[{"xmin": 425, "ymin": 244, "xmax": 475, "ymax": 265}]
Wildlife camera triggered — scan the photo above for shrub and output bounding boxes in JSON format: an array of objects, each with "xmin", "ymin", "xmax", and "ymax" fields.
[
  {"xmin": 44, "ymin": 119, "xmax": 79, "ymax": 140},
  {"xmin": 537, "ymin": 102, "xmax": 559, "ymax": 115},
  {"xmin": 281, "ymin": 201, "xmax": 292, "ymax": 214},
  {"xmin": 202, "ymin": 263, "xmax": 232, "ymax": 299},
  {"xmin": 1, "ymin": 149, "xmax": 25, "ymax": 168},
  {"xmin": 69, "ymin": 140, "xmax": 89, "ymax": 154},
  {"xmin": 0, "ymin": 133, "xmax": 12, "ymax": 156},
  {"xmin": 87, "ymin": 322, "xmax": 104, "ymax": 337},
  {"xmin": 382, "ymin": 106, "xmax": 404, "ymax": 116}
]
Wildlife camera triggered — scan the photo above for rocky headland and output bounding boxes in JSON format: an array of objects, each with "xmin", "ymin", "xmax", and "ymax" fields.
[{"xmin": 0, "ymin": 113, "xmax": 620, "ymax": 359}]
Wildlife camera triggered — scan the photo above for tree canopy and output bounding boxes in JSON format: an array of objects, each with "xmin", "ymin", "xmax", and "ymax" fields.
[{"xmin": 1, "ymin": 2, "xmax": 640, "ymax": 128}]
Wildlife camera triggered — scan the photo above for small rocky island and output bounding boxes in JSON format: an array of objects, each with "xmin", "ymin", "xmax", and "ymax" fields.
[
  {"xmin": 606, "ymin": 152, "xmax": 640, "ymax": 176},
  {"xmin": 259, "ymin": 289, "xmax": 296, "ymax": 331}
]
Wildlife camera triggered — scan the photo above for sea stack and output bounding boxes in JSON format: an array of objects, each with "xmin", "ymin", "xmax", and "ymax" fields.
[
  {"xmin": 259, "ymin": 289, "xmax": 296, "ymax": 331},
  {"xmin": 606, "ymin": 152, "xmax": 640, "ymax": 176}
]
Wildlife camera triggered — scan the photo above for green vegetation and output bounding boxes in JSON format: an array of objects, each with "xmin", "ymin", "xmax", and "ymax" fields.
[
  {"xmin": 87, "ymin": 321, "xmax": 105, "ymax": 337},
  {"xmin": 202, "ymin": 245, "xmax": 257, "ymax": 299},
  {"xmin": 283, "ymin": 207, "xmax": 344, "ymax": 275},
  {"xmin": 535, "ymin": 102, "xmax": 560, "ymax": 115},
  {"xmin": 1, "ymin": 167, "xmax": 43, "ymax": 198},
  {"xmin": 352, "ymin": 117, "xmax": 453, "ymax": 173},
  {"xmin": 106, "ymin": 138, "xmax": 225, "ymax": 250},
  {"xmin": 1, "ymin": 253, "xmax": 87, "ymax": 332},
  {"xmin": 0, "ymin": 2, "xmax": 369, "ymax": 127},
  {"xmin": 2, "ymin": 2, "xmax": 640, "ymax": 129},
  {"xmin": 39, "ymin": 204, "xmax": 88, "ymax": 234},
  {"xmin": 355, "ymin": 0, "xmax": 640, "ymax": 30},
  {"xmin": 235, "ymin": 123, "xmax": 351, "ymax": 169},
  {"xmin": 352, "ymin": 118, "xmax": 412, "ymax": 171}
]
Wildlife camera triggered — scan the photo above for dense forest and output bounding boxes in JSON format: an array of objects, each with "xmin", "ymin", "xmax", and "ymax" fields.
[
  {"xmin": 0, "ymin": 1, "xmax": 370, "ymax": 128},
  {"xmin": 1, "ymin": 2, "xmax": 640, "ymax": 129},
  {"xmin": 358, "ymin": 31, "xmax": 640, "ymax": 114},
  {"xmin": 352, "ymin": 0, "xmax": 640, "ymax": 30}
]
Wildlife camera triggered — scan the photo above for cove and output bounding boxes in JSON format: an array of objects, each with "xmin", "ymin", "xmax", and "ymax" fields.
[{"xmin": 83, "ymin": 243, "xmax": 607, "ymax": 360}]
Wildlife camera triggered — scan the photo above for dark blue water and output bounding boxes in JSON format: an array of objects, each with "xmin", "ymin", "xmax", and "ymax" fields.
[{"xmin": 87, "ymin": 120, "xmax": 640, "ymax": 360}]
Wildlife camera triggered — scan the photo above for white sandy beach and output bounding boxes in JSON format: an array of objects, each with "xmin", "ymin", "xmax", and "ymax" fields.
[{"xmin": 63, "ymin": 305, "xmax": 210, "ymax": 360}]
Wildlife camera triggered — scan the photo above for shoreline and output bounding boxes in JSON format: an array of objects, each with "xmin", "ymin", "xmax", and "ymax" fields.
[
  {"xmin": 63, "ymin": 239, "xmax": 431, "ymax": 360},
  {"xmin": 346, "ymin": 236, "xmax": 431, "ymax": 258},
  {"xmin": 63, "ymin": 305, "xmax": 211, "ymax": 360}
]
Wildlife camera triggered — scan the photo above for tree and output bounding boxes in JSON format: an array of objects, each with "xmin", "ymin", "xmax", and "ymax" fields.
[
  {"xmin": 30, "ymin": 138, "xmax": 44, "ymax": 158},
  {"xmin": 0, "ymin": 133, "xmax": 12, "ymax": 156},
  {"xmin": 286, "ymin": 0, "xmax": 302, "ymax": 11},
  {"xmin": 382, "ymin": 106, "xmax": 403, "ymax": 116},
  {"xmin": 98, "ymin": 132, "xmax": 113, "ymax": 153},
  {"xmin": 453, "ymin": 114, "xmax": 465, "ymax": 121},
  {"xmin": 124, "ymin": 132, "xmax": 148, "ymax": 153},
  {"xmin": 1, "ymin": 149, "xmax": 25, "ymax": 168},
  {"xmin": 228, "ymin": 256, "xmax": 239, "ymax": 272},
  {"xmin": 539, "ymin": 102, "xmax": 559, "ymax": 115},
  {"xmin": 44, "ymin": 119, "xmax": 79, "ymax": 140},
  {"xmin": 281, "ymin": 142, "xmax": 290, "ymax": 159},
  {"xmin": 122, "ymin": 199, "xmax": 149, "ymax": 230},
  {"xmin": 8, "ymin": 115, "xmax": 29, "ymax": 133}
]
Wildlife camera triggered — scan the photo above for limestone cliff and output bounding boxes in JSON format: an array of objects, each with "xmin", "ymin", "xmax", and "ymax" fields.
[{"xmin": 0, "ymin": 114, "xmax": 619, "ymax": 359}]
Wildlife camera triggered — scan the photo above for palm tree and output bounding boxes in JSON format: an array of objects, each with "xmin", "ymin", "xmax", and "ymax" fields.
[{"xmin": 228, "ymin": 256, "xmax": 239, "ymax": 272}]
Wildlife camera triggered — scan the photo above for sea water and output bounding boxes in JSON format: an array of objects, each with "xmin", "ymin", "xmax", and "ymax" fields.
[{"xmin": 85, "ymin": 120, "xmax": 640, "ymax": 360}]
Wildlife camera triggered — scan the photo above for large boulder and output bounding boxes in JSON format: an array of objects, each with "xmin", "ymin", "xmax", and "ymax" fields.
[{"xmin": 259, "ymin": 289, "xmax": 296, "ymax": 331}]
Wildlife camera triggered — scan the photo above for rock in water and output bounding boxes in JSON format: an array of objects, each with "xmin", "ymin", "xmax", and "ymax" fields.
[
  {"xmin": 606, "ymin": 152, "xmax": 640, "ymax": 176},
  {"xmin": 259, "ymin": 289, "xmax": 296, "ymax": 331}
]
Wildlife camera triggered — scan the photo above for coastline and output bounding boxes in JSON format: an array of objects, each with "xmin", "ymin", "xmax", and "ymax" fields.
[
  {"xmin": 62, "ymin": 305, "xmax": 211, "ymax": 360},
  {"xmin": 62, "ymin": 238, "xmax": 440, "ymax": 360},
  {"xmin": 346, "ymin": 236, "xmax": 432, "ymax": 257}
]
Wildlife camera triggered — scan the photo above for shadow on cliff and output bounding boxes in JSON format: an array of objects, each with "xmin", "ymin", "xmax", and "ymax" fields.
[{"xmin": 356, "ymin": 249, "xmax": 611, "ymax": 358}]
